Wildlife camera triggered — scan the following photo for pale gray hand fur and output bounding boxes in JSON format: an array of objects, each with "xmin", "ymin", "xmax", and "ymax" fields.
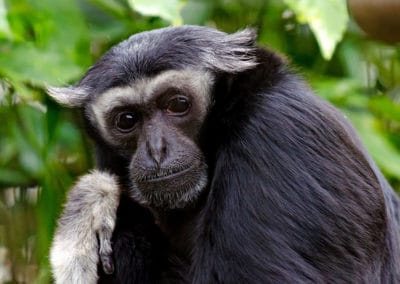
[{"xmin": 50, "ymin": 170, "xmax": 120, "ymax": 284}]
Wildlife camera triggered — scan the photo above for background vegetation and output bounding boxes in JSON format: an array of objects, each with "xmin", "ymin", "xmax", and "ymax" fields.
[{"xmin": 0, "ymin": 0, "xmax": 399, "ymax": 282}]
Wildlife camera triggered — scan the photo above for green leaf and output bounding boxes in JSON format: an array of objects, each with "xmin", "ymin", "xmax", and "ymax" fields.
[
  {"xmin": 345, "ymin": 110, "xmax": 400, "ymax": 180},
  {"xmin": 0, "ymin": 43, "xmax": 84, "ymax": 86},
  {"xmin": 370, "ymin": 96, "xmax": 400, "ymax": 124},
  {"xmin": 128, "ymin": 0, "xmax": 186, "ymax": 25},
  {"xmin": 0, "ymin": 0, "xmax": 91, "ymax": 86},
  {"xmin": 0, "ymin": 168, "xmax": 31, "ymax": 185},
  {"xmin": 181, "ymin": 0, "xmax": 211, "ymax": 25},
  {"xmin": 0, "ymin": 0, "xmax": 11, "ymax": 38},
  {"xmin": 283, "ymin": 0, "xmax": 348, "ymax": 60}
]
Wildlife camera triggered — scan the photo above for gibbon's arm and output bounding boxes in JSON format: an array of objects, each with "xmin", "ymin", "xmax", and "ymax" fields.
[{"xmin": 50, "ymin": 170, "xmax": 120, "ymax": 284}]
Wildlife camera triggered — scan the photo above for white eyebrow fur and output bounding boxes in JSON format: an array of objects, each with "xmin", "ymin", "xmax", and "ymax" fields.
[{"xmin": 89, "ymin": 69, "xmax": 214, "ymax": 145}]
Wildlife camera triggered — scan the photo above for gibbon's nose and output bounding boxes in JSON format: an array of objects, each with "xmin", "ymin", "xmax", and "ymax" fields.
[{"xmin": 145, "ymin": 126, "xmax": 167, "ymax": 167}]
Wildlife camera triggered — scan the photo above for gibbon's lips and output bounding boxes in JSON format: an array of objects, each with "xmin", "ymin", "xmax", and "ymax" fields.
[{"xmin": 139, "ymin": 165, "xmax": 198, "ymax": 183}]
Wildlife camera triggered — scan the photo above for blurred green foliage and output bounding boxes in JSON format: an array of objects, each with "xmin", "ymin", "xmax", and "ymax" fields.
[{"xmin": 0, "ymin": 0, "xmax": 399, "ymax": 282}]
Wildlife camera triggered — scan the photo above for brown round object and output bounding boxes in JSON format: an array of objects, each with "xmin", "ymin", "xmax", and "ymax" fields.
[{"xmin": 348, "ymin": 0, "xmax": 400, "ymax": 43}]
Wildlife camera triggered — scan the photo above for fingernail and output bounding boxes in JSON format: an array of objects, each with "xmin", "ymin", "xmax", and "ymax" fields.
[{"xmin": 103, "ymin": 260, "xmax": 114, "ymax": 274}]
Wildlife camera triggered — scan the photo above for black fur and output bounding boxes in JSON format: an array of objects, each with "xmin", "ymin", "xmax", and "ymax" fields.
[
  {"xmin": 97, "ymin": 195, "xmax": 165, "ymax": 284},
  {"xmin": 75, "ymin": 26, "xmax": 400, "ymax": 283},
  {"xmin": 192, "ymin": 48, "xmax": 400, "ymax": 282},
  {"xmin": 75, "ymin": 26, "xmax": 256, "ymax": 96}
]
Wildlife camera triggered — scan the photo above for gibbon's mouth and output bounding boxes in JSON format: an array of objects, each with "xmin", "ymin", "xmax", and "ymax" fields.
[{"xmin": 139, "ymin": 165, "xmax": 197, "ymax": 183}]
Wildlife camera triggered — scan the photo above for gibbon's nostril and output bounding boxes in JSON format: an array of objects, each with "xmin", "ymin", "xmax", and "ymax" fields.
[{"xmin": 161, "ymin": 137, "xmax": 167, "ymax": 156}]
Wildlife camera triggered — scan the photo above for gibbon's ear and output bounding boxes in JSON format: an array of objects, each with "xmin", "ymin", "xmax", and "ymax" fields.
[
  {"xmin": 46, "ymin": 85, "xmax": 90, "ymax": 108},
  {"xmin": 204, "ymin": 28, "xmax": 258, "ymax": 74}
]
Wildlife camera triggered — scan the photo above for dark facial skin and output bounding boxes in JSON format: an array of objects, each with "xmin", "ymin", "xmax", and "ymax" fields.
[
  {"xmin": 127, "ymin": 102, "xmax": 208, "ymax": 210},
  {"xmin": 90, "ymin": 70, "xmax": 211, "ymax": 210}
]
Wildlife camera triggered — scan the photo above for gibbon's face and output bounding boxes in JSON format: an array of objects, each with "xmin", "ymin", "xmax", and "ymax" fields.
[
  {"xmin": 87, "ymin": 69, "xmax": 213, "ymax": 209},
  {"xmin": 47, "ymin": 25, "xmax": 258, "ymax": 209}
]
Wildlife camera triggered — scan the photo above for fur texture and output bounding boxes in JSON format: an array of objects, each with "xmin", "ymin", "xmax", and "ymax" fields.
[
  {"xmin": 190, "ymin": 48, "xmax": 400, "ymax": 282},
  {"xmin": 50, "ymin": 170, "xmax": 119, "ymax": 284}
]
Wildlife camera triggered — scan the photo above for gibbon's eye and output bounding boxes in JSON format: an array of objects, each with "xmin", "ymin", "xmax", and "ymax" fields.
[
  {"xmin": 165, "ymin": 96, "xmax": 191, "ymax": 116},
  {"xmin": 115, "ymin": 112, "xmax": 138, "ymax": 132}
]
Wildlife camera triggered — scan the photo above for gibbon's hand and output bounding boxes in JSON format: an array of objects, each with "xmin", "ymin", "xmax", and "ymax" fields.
[{"xmin": 50, "ymin": 170, "xmax": 120, "ymax": 284}]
